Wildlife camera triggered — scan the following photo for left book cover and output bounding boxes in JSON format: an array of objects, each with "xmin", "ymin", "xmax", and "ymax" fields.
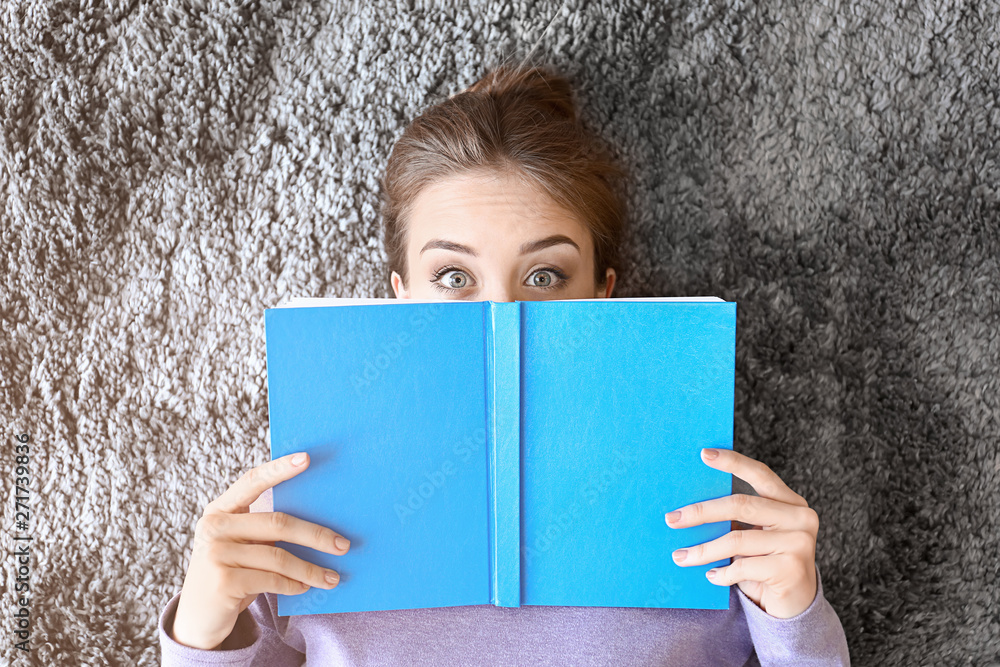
[{"xmin": 265, "ymin": 297, "xmax": 491, "ymax": 618}]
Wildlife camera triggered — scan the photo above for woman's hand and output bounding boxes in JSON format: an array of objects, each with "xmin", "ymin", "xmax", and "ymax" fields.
[
  {"xmin": 665, "ymin": 448, "xmax": 819, "ymax": 619},
  {"xmin": 171, "ymin": 452, "xmax": 351, "ymax": 650}
]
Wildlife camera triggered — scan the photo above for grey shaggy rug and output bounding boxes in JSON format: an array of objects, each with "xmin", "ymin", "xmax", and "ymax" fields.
[{"xmin": 2, "ymin": 0, "xmax": 998, "ymax": 664}]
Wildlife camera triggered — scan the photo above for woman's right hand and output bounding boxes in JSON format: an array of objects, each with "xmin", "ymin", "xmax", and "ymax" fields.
[{"xmin": 170, "ymin": 452, "xmax": 351, "ymax": 650}]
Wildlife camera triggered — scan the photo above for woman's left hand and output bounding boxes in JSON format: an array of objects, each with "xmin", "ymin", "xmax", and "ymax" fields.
[{"xmin": 665, "ymin": 448, "xmax": 819, "ymax": 619}]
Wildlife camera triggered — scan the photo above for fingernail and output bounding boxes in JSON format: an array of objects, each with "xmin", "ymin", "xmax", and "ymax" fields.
[
  {"xmin": 335, "ymin": 536, "xmax": 350, "ymax": 551},
  {"xmin": 702, "ymin": 448, "xmax": 719, "ymax": 460},
  {"xmin": 666, "ymin": 511, "xmax": 681, "ymax": 523},
  {"xmin": 672, "ymin": 549, "xmax": 688, "ymax": 563},
  {"xmin": 291, "ymin": 453, "xmax": 307, "ymax": 466},
  {"xmin": 706, "ymin": 568, "xmax": 718, "ymax": 580},
  {"xmin": 325, "ymin": 570, "xmax": 340, "ymax": 585}
]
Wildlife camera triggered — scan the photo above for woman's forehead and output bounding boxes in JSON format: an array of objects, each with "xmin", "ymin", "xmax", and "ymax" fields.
[
  {"xmin": 408, "ymin": 173, "xmax": 590, "ymax": 246},
  {"xmin": 414, "ymin": 172, "xmax": 555, "ymax": 213}
]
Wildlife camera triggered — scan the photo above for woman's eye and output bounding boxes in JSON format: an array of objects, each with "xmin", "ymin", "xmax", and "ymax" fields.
[
  {"xmin": 443, "ymin": 270, "xmax": 469, "ymax": 289},
  {"xmin": 530, "ymin": 270, "xmax": 555, "ymax": 287},
  {"xmin": 528, "ymin": 268, "xmax": 568, "ymax": 290},
  {"xmin": 431, "ymin": 267, "xmax": 472, "ymax": 293}
]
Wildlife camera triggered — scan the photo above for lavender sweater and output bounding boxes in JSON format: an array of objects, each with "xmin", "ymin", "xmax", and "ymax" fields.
[{"xmin": 158, "ymin": 562, "xmax": 849, "ymax": 666}]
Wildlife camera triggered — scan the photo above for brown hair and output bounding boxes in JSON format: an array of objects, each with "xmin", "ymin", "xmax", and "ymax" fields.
[{"xmin": 379, "ymin": 60, "xmax": 629, "ymax": 295}]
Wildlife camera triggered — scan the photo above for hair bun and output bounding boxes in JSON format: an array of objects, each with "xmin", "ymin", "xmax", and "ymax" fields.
[{"xmin": 462, "ymin": 63, "xmax": 578, "ymax": 124}]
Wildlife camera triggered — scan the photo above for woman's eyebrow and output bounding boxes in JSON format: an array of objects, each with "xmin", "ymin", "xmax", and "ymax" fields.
[{"xmin": 419, "ymin": 234, "xmax": 580, "ymax": 257}]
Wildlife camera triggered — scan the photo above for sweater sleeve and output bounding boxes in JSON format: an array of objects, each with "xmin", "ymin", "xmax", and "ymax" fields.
[
  {"xmin": 158, "ymin": 591, "xmax": 305, "ymax": 666},
  {"xmin": 737, "ymin": 564, "xmax": 850, "ymax": 666}
]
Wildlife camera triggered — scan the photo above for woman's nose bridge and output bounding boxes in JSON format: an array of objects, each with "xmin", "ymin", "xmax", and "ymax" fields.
[
  {"xmin": 483, "ymin": 291, "xmax": 516, "ymax": 303},
  {"xmin": 480, "ymin": 278, "xmax": 517, "ymax": 303}
]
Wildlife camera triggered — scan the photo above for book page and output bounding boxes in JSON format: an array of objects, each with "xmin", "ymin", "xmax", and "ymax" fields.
[{"xmin": 277, "ymin": 296, "xmax": 724, "ymax": 307}]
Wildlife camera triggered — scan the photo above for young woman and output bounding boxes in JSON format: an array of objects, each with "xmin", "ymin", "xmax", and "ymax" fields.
[{"xmin": 160, "ymin": 62, "xmax": 851, "ymax": 665}]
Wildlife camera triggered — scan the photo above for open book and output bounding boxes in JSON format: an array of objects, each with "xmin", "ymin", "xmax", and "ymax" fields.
[{"xmin": 264, "ymin": 296, "xmax": 736, "ymax": 616}]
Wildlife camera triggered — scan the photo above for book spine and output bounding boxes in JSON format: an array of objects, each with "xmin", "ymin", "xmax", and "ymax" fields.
[
  {"xmin": 486, "ymin": 301, "xmax": 522, "ymax": 607},
  {"xmin": 485, "ymin": 303, "xmax": 495, "ymax": 604}
]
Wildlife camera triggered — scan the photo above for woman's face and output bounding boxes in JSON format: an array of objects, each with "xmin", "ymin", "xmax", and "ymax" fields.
[{"xmin": 391, "ymin": 171, "xmax": 615, "ymax": 302}]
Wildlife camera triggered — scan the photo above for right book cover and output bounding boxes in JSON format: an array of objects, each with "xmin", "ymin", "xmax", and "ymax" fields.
[{"xmin": 510, "ymin": 298, "xmax": 736, "ymax": 611}]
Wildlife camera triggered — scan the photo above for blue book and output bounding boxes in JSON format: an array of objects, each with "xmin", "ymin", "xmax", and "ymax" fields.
[{"xmin": 264, "ymin": 296, "xmax": 736, "ymax": 617}]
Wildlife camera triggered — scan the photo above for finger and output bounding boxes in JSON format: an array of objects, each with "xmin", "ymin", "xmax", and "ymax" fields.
[
  {"xmin": 211, "ymin": 542, "xmax": 341, "ymax": 590},
  {"xmin": 700, "ymin": 448, "xmax": 808, "ymax": 507},
  {"xmin": 673, "ymin": 529, "xmax": 815, "ymax": 567},
  {"xmin": 207, "ymin": 453, "xmax": 311, "ymax": 515},
  {"xmin": 196, "ymin": 510, "xmax": 351, "ymax": 556},
  {"xmin": 666, "ymin": 493, "xmax": 819, "ymax": 533},
  {"xmin": 219, "ymin": 564, "xmax": 316, "ymax": 603},
  {"xmin": 705, "ymin": 553, "xmax": 808, "ymax": 589}
]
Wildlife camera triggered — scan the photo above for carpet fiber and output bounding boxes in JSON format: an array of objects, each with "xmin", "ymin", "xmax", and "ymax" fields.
[{"xmin": 2, "ymin": 0, "xmax": 998, "ymax": 664}]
